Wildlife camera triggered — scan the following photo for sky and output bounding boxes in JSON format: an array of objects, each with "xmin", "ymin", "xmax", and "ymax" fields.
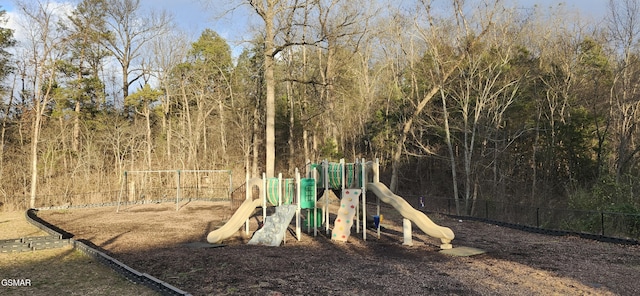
[
  {"xmin": 2, "ymin": 0, "xmax": 609, "ymax": 48},
  {"xmin": 0, "ymin": 0, "xmax": 611, "ymax": 101}
]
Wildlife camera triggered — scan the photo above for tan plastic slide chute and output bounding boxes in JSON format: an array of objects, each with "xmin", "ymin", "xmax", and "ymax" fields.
[
  {"xmin": 367, "ymin": 182, "xmax": 455, "ymax": 249},
  {"xmin": 207, "ymin": 178, "xmax": 263, "ymax": 244}
]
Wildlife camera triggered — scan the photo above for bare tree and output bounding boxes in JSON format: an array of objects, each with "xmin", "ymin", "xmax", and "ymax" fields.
[
  {"xmin": 314, "ymin": 0, "xmax": 370, "ymax": 156},
  {"xmin": 101, "ymin": 0, "xmax": 172, "ymax": 107},
  {"xmin": 0, "ymin": 7, "xmax": 16, "ymax": 193},
  {"xmin": 15, "ymin": 0, "xmax": 69, "ymax": 208},
  {"xmin": 126, "ymin": 84, "xmax": 162, "ymax": 169},
  {"xmin": 607, "ymin": 0, "xmax": 640, "ymax": 181},
  {"xmin": 246, "ymin": 0, "xmax": 317, "ymax": 177},
  {"xmin": 149, "ymin": 29, "xmax": 190, "ymax": 160},
  {"xmin": 387, "ymin": 0, "xmax": 497, "ymax": 193},
  {"xmin": 444, "ymin": 38, "xmax": 520, "ymax": 214}
]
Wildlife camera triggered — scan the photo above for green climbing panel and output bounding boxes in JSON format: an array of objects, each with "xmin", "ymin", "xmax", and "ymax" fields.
[{"xmin": 300, "ymin": 178, "xmax": 316, "ymax": 209}]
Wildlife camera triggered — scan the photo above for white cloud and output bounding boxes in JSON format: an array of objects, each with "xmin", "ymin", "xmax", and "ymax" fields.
[{"xmin": 5, "ymin": 1, "xmax": 74, "ymax": 47}]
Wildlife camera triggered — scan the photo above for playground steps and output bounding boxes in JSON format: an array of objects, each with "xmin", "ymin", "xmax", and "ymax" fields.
[
  {"xmin": 0, "ymin": 236, "xmax": 71, "ymax": 253},
  {"xmin": 248, "ymin": 205, "xmax": 297, "ymax": 246}
]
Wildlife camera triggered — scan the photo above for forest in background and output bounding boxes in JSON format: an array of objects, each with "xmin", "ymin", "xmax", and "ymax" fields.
[{"xmin": 0, "ymin": 0, "xmax": 639, "ymax": 218}]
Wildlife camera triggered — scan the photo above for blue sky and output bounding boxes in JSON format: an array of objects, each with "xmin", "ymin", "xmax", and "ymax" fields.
[
  {"xmin": 0, "ymin": 0, "xmax": 611, "ymax": 98},
  {"xmin": 2, "ymin": 0, "xmax": 609, "ymax": 37},
  {"xmin": 1, "ymin": 0, "xmax": 609, "ymax": 58},
  {"xmin": 1, "ymin": 0, "xmax": 610, "ymax": 61}
]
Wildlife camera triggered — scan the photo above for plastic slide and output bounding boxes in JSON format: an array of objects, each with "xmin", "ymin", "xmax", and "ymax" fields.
[
  {"xmin": 367, "ymin": 182, "xmax": 455, "ymax": 248},
  {"xmin": 331, "ymin": 189, "xmax": 361, "ymax": 242},
  {"xmin": 207, "ymin": 198, "xmax": 262, "ymax": 244},
  {"xmin": 248, "ymin": 204, "xmax": 297, "ymax": 246}
]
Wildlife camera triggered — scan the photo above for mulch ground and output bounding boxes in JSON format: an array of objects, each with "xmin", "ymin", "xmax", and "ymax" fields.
[{"xmin": 36, "ymin": 200, "xmax": 640, "ymax": 296}]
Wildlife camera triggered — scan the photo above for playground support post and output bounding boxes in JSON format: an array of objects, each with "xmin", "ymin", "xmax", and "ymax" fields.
[
  {"xmin": 323, "ymin": 159, "xmax": 330, "ymax": 234},
  {"xmin": 278, "ymin": 173, "xmax": 283, "ymax": 207},
  {"xmin": 313, "ymin": 165, "xmax": 319, "ymax": 237},
  {"xmin": 340, "ymin": 159, "xmax": 354, "ymax": 236},
  {"xmin": 245, "ymin": 173, "xmax": 250, "ymax": 235},
  {"xmin": 295, "ymin": 169, "xmax": 301, "ymax": 241},
  {"xmin": 279, "ymin": 172, "xmax": 288, "ymax": 244},
  {"xmin": 340, "ymin": 159, "xmax": 345, "ymax": 192},
  {"xmin": 360, "ymin": 158, "xmax": 367, "ymax": 241},
  {"xmin": 262, "ymin": 173, "xmax": 267, "ymax": 223},
  {"xmin": 375, "ymin": 158, "xmax": 381, "ymax": 239},
  {"xmin": 403, "ymin": 218, "xmax": 413, "ymax": 246},
  {"xmin": 353, "ymin": 159, "xmax": 360, "ymax": 235}
]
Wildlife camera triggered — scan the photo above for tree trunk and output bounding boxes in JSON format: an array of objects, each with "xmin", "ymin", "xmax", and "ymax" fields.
[
  {"xmin": 145, "ymin": 107, "xmax": 152, "ymax": 169},
  {"xmin": 73, "ymin": 93, "xmax": 80, "ymax": 153},
  {"xmin": 264, "ymin": 14, "xmax": 276, "ymax": 177},
  {"xmin": 219, "ymin": 99, "xmax": 227, "ymax": 165},
  {"xmin": 252, "ymin": 101, "xmax": 260, "ymax": 177},
  {"xmin": 1, "ymin": 80, "xmax": 15, "ymax": 182},
  {"xmin": 389, "ymin": 84, "xmax": 441, "ymax": 192},
  {"xmin": 30, "ymin": 84, "xmax": 53, "ymax": 208},
  {"xmin": 30, "ymin": 112, "xmax": 41, "ymax": 208},
  {"xmin": 288, "ymin": 80, "xmax": 295, "ymax": 173},
  {"xmin": 441, "ymin": 89, "xmax": 460, "ymax": 215}
]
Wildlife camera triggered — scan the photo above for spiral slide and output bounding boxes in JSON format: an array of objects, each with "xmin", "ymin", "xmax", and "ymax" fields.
[
  {"xmin": 367, "ymin": 182, "xmax": 455, "ymax": 249},
  {"xmin": 207, "ymin": 198, "xmax": 262, "ymax": 244}
]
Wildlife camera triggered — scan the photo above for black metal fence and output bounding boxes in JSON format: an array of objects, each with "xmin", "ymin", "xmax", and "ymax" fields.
[{"xmin": 407, "ymin": 195, "xmax": 640, "ymax": 242}]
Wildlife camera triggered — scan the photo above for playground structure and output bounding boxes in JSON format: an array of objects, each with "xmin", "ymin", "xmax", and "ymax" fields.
[{"xmin": 206, "ymin": 159, "xmax": 455, "ymax": 249}]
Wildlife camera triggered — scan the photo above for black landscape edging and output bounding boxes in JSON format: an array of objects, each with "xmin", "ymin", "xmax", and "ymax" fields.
[
  {"xmin": 0, "ymin": 240, "xmax": 32, "ymax": 253},
  {"xmin": 25, "ymin": 209, "xmax": 70, "ymax": 239},
  {"xmin": 26, "ymin": 209, "xmax": 192, "ymax": 296},
  {"xmin": 443, "ymin": 213, "xmax": 640, "ymax": 245}
]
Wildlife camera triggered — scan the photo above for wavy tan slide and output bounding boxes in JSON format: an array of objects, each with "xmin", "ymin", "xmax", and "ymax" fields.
[
  {"xmin": 206, "ymin": 198, "xmax": 262, "ymax": 243},
  {"xmin": 367, "ymin": 182, "xmax": 455, "ymax": 249}
]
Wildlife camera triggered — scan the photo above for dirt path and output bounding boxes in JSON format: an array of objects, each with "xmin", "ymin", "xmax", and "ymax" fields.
[{"xmin": 37, "ymin": 201, "xmax": 640, "ymax": 296}]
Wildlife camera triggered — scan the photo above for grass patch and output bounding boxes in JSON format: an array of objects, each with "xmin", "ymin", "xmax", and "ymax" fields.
[
  {"xmin": 0, "ymin": 246, "xmax": 159, "ymax": 295},
  {"xmin": 0, "ymin": 211, "xmax": 160, "ymax": 296},
  {"xmin": 0, "ymin": 212, "xmax": 48, "ymax": 239}
]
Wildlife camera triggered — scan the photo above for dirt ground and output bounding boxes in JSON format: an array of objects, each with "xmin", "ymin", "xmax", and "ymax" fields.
[{"xmin": 36, "ymin": 198, "xmax": 640, "ymax": 296}]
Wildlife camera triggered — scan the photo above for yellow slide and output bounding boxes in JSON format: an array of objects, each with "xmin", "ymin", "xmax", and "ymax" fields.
[
  {"xmin": 367, "ymin": 182, "xmax": 455, "ymax": 249},
  {"xmin": 207, "ymin": 198, "xmax": 262, "ymax": 244}
]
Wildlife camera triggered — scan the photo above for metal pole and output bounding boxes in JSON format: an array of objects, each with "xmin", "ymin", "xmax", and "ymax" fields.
[
  {"xmin": 229, "ymin": 170, "xmax": 232, "ymax": 200},
  {"xmin": 485, "ymin": 200, "xmax": 489, "ymax": 219},
  {"xmin": 262, "ymin": 173, "xmax": 267, "ymax": 221},
  {"xmin": 295, "ymin": 169, "xmax": 301, "ymax": 241},
  {"xmin": 354, "ymin": 159, "xmax": 359, "ymax": 235},
  {"xmin": 176, "ymin": 170, "xmax": 180, "ymax": 211},
  {"xmin": 117, "ymin": 171, "xmax": 127, "ymax": 213},
  {"xmin": 324, "ymin": 160, "xmax": 330, "ymax": 234}
]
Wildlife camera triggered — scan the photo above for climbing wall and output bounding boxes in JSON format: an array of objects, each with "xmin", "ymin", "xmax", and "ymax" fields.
[
  {"xmin": 331, "ymin": 189, "xmax": 361, "ymax": 242},
  {"xmin": 248, "ymin": 205, "xmax": 297, "ymax": 246}
]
